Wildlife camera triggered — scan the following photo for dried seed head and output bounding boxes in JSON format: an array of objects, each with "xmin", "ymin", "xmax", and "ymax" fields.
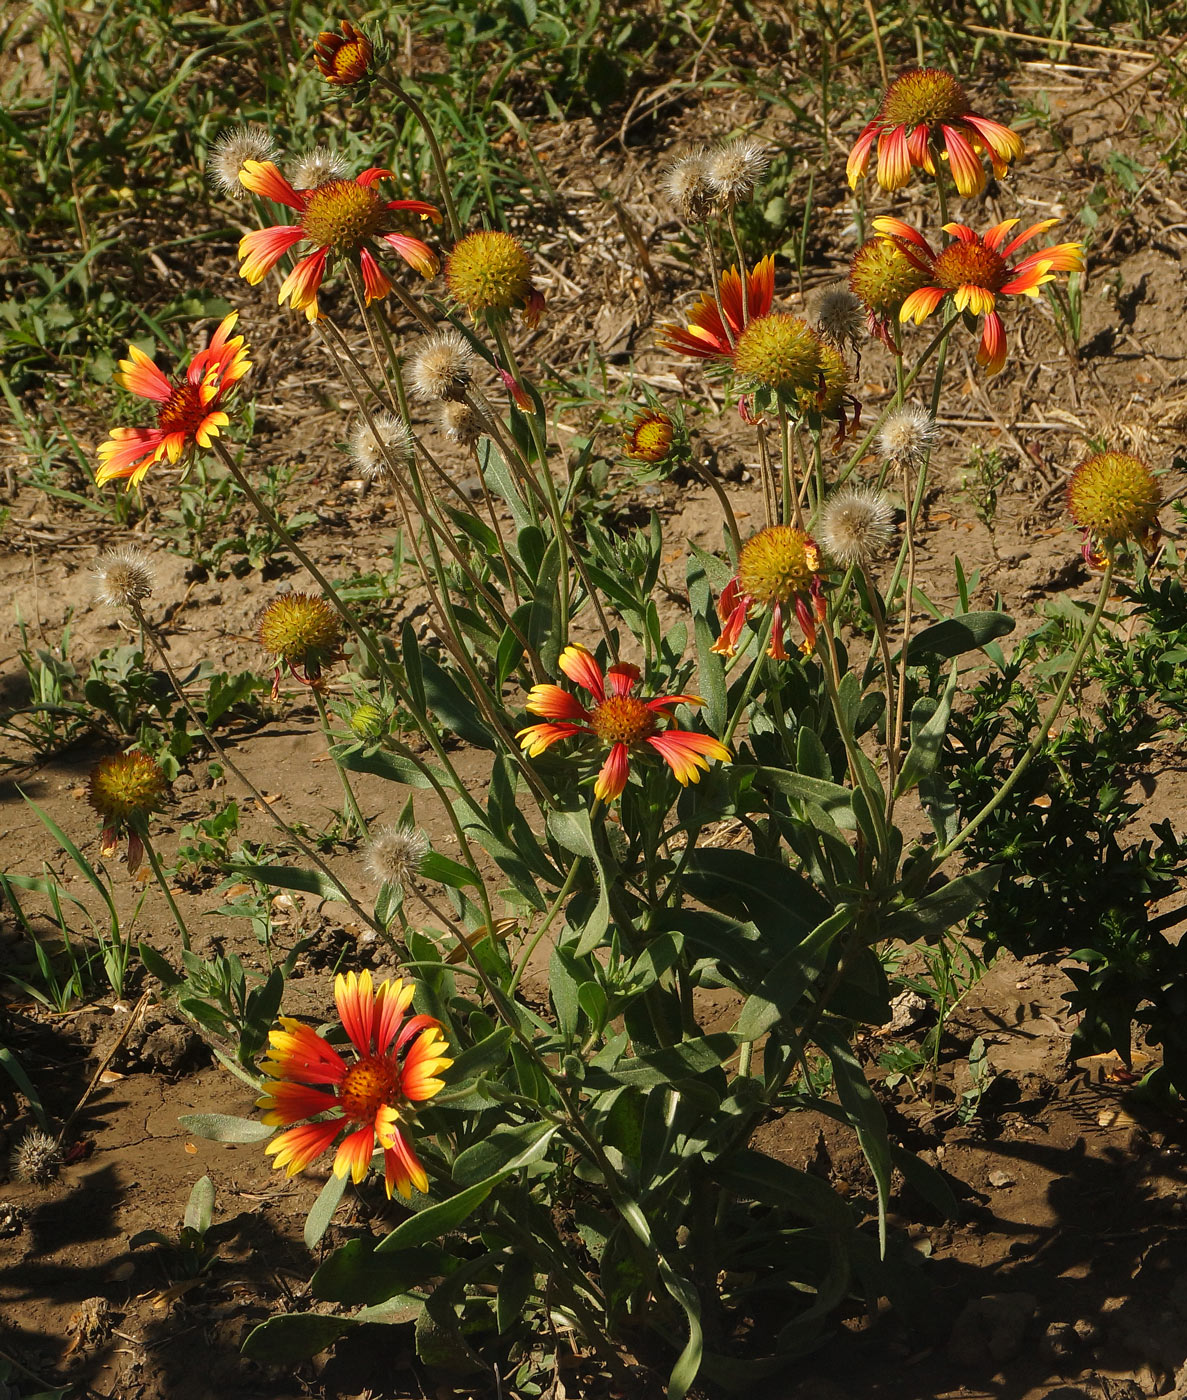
[
  {"xmin": 94, "ymin": 546, "xmax": 154, "ymax": 611},
  {"xmin": 208, "ymin": 124, "xmax": 280, "ymax": 199},
  {"xmin": 733, "ymin": 314, "xmax": 824, "ymax": 396},
  {"xmin": 408, "ymin": 329, "xmax": 477, "ymax": 402},
  {"xmin": 1067, "ymin": 451, "xmax": 1161, "ymax": 546},
  {"xmin": 664, "ymin": 148, "xmax": 715, "ymax": 223},
  {"xmin": 365, "ymin": 824, "xmax": 430, "ymax": 888},
  {"xmin": 705, "ymin": 137, "xmax": 768, "ymax": 205},
  {"xmin": 87, "ymin": 752, "xmax": 167, "ymax": 826},
  {"xmin": 11, "ymin": 1130, "xmax": 62, "ymax": 1187},
  {"xmin": 288, "ymin": 145, "xmax": 351, "ymax": 190},
  {"xmin": 815, "ymin": 286, "xmax": 865, "ymax": 352},
  {"xmin": 438, "ymin": 399, "xmax": 488, "ymax": 447},
  {"xmin": 258, "ymin": 593, "xmax": 342, "ymax": 675},
  {"xmin": 445, "ymin": 231, "xmax": 544, "ymax": 326},
  {"xmin": 818, "ymin": 486, "xmax": 897, "ymax": 566},
  {"xmin": 349, "ymin": 411, "xmax": 415, "ymax": 482},
  {"xmin": 879, "ymin": 404, "xmax": 937, "ymax": 466}
]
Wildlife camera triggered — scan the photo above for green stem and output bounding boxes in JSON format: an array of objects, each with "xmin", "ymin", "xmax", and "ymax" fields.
[
  {"xmin": 508, "ymin": 833, "xmax": 592, "ymax": 996},
  {"xmin": 138, "ymin": 827, "xmax": 191, "ymax": 952},
  {"xmin": 377, "ymin": 72, "xmax": 463, "ymax": 244},
  {"xmin": 312, "ymin": 688, "xmax": 367, "ymax": 837},
  {"xmin": 721, "ymin": 614, "xmax": 774, "ymax": 748}
]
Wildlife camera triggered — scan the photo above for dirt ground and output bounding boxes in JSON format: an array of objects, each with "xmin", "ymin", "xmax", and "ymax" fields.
[{"xmin": 4, "ymin": 52, "xmax": 1187, "ymax": 1400}]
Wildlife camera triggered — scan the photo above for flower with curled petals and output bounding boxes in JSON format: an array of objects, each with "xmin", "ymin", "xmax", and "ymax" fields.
[
  {"xmin": 96, "ymin": 314, "xmax": 250, "ymax": 489},
  {"xmin": 874, "ymin": 216, "xmax": 1084, "ymax": 375},
  {"xmin": 714, "ymin": 527, "xmax": 826, "ymax": 659},
  {"xmin": 847, "ymin": 68, "xmax": 1024, "ymax": 197},
  {"xmin": 313, "ymin": 19, "xmax": 375, "ymax": 86},
  {"xmin": 518, "ymin": 645, "xmax": 730, "ymax": 803},
  {"xmin": 238, "ymin": 161, "xmax": 440, "ymax": 322},
  {"xmin": 258, "ymin": 971, "xmax": 451, "ymax": 1200},
  {"xmin": 658, "ymin": 255, "xmax": 775, "ymax": 362}
]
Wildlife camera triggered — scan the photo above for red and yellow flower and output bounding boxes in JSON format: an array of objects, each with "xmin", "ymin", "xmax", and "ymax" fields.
[
  {"xmin": 313, "ymin": 19, "xmax": 374, "ymax": 86},
  {"xmin": 96, "ymin": 314, "xmax": 250, "ymax": 489},
  {"xmin": 658, "ymin": 255, "xmax": 775, "ymax": 361},
  {"xmin": 873, "ymin": 216, "xmax": 1084, "ymax": 375},
  {"xmin": 238, "ymin": 161, "xmax": 440, "ymax": 321},
  {"xmin": 846, "ymin": 68, "xmax": 1024, "ymax": 197},
  {"xmin": 259, "ymin": 971, "xmax": 451, "ymax": 1200},
  {"xmin": 518, "ymin": 644, "xmax": 730, "ymax": 802},
  {"xmin": 623, "ymin": 408, "xmax": 674, "ymax": 463},
  {"xmin": 714, "ymin": 526, "xmax": 826, "ymax": 659}
]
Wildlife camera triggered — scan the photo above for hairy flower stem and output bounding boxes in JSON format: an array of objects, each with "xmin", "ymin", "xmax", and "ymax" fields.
[
  {"xmin": 726, "ymin": 206, "xmax": 749, "ymax": 325},
  {"xmin": 860, "ymin": 564, "xmax": 900, "ymax": 801},
  {"xmin": 691, "ymin": 457, "xmax": 742, "ymax": 558},
  {"xmin": 701, "ymin": 224, "xmax": 736, "ymax": 352},
  {"xmin": 136, "ymin": 826, "xmax": 192, "ymax": 951},
  {"xmin": 939, "ymin": 559, "xmax": 1116, "ymax": 860},
  {"xmin": 376, "ymin": 72, "xmax": 462, "ymax": 244},
  {"xmin": 507, "ymin": 836, "xmax": 591, "ymax": 996},
  {"xmin": 312, "ymin": 688, "xmax": 368, "ymax": 837},
  {"xmin": 891, "ymin": 458, "xmax": 919, "ymax": 767},
  {"xmin": 721, "ymin": 613, "xmax": 775, "ymax": 748},
  {"xmin": 777, "ymin": 406, "xmax": 805, "ymax": 530},
  {"xmin": 755, "ymin": 420, "xmax": 778, "ymax": 530}
]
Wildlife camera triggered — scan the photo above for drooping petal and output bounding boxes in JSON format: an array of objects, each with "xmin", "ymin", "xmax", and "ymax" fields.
[
  {"xmin": 605, "ymin": 662, "xmax": 641, "ymax": 698},
  {"xmin": 524, "ymin": 684, "xmax": 592, "ymax": 721},
  {"xmin": 355, "ymin": 166, "xmax": 396, "ymax": 187},
  {"xmin": 260, "ymin": 1015, "xmax": 348, "ymax": 1085},
  {"xmin": 962, "ymin": 114, "xmax": 1024, "ymax": 165},
  {"xmin": 358, "ymin": 245, "xmax": 393, "ymax": 303},
  {"xmin": 373, "ymin": 978, "xmax": 416, "ymax": 1055},
  {"xmin": 905, "ymin": 123, "xmax": 934, "ymax": 173},
  {"xmin": 941, "ymin": 125, "xmax": 986, "ymax": 196},
  {"xmin": 517, "ymin": 720, "xmax": 586, "ymax": 757},
  {"xmin": 278, "ymin": 247, "xmax": 328, "ymax": 320},
  {"xmin": 379, "ymin": 232, "xmax": 439, "ymax": 279},
  {"xmin": 876, "ymin": 124, "xmax": 912, "ymax": 190},
  {"xmin": 115, "ymin": 345, "xmax": 173, "ymax": 403},
  {"xmin": 238, "ymin": 224, "xmax": 306, "ymax": 284},
  {"xmin": 335, "ymin": 970, "xmax": 375, "ymax": 1055},
  {"xmin": 710, "ymin": 596, "xmax": 748, "ymax": 657},
  {"xmin": 239, "ymin": 159, "xmax": 306, "ymax": 210},
  {"xmin": 383, "ymin": 1130, "xmax": 428, "ymax": 1199},
  {"xmin": 647, "ymin": 729, "xmax": 728, "ymax": 786},
  {"xmin": 593, "ymin": 742, "xmax": 630, "ymax": 802},
  {"xmin": 333, "ymin": 1124, "xmax": 377, "ymax": 1183},
  {"xmin": 977, "ymin": 310, "xmax": 1007, "ymax": 375},
  {"xmin": 767, "ymin": 600, "xmax": 791, "ymax": 659},
  {"xmin": 256, "ymin": 1079, "xmax": 338, "ymax": 1126},
  {"xmin": 265, "ymin": 1118, "xmax": 342, "ymax": 1176},
  {"xmin": 845, "ymin": 121, "xmax": 879, "ymax": 189},
  {"xmin": 384, "ymin": 197, "xmax": 442, "ymax": 223},
  {"xmin": 557, "ymin": 644, "xmax": 606, "ymax": 701},
  {"xmin": 899, "ymin": 285, "xmax": 947, "ymax": 325}
]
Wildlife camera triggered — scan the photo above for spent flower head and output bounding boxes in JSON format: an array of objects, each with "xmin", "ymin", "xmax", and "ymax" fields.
[
  {"xmin": 349, "ymin": 410, "xmax": 415, "ymax": 482},
  {"xmin": 706, "ymin": 137, "xmax": 768, "ymax": 205},
  {"xmin": 94, "ymin": 546, "xmax": 154, "ymax": 611},
  {"xmin": 815, "ymin": 286, "xmax": 865, "ymax": 353},
  {"xmin": 365, "ymin": 825, "xmax": 431, "ymax": 889},
  {"xmin": 715, "ymin": 526, "xmax": 826, "ymax": 659},
  {"xmin": 438, "ymin": 399, "xmax": 488, "ymax": 447},
  {"xmin": 11, "ymin": 1130, "xmax": 62, "ymax": 1187},
  {"xmin": 879, "ymin": 404, "xmax": 937, "ymax": 466},
  {"xmin": 258, "ymin": 593, "xmax": 343, "ymax": 692},
  {"xmin": 445, "ymin": 231, "xmax": 545, "ymax": 328},
  {"xmin": 408, "ymin": 329, "xmax": 477, "ymax": 402},
  {"xmin": 1067, "ymin": 451, "xmax": 1161, "ymax": 564},
  {"xmin": 818, "ymin": 486, "xmax": 897, "ymax": 567},
  {"xmin": 289, "ymin": 145, "xmax": 351, "ymax": 190},
  {"xmin": 208, "ymin": 124, "xmax": 279, "ymax": 199},
  {"xmin": 88, "ymin": 751, "xmax": 168, "ymax": 872},
  {"xmin": 664, "ymin": 148, "xmax": 715, "ymax": 223},
  {"xmin": 733, "ymin": 314, "xmax": 824, "ymax": 399}
]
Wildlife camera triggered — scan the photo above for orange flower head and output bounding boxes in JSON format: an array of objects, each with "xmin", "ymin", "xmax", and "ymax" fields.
[
  {"xmin": 623, "ymin": 408, "xmax": 674, "ymax": 463},
  {"xmin": 238, "ymin": 161, "xmax": 440, "ymax": 321},
  {"xmin": 733, "ymin": 313, "xmax": 823, "ymax": 400},
  {"xmin": 259, "ymin": 971, "xmax": 451, "ymax": 1199},
  {"xmin": 518, "ymin": 644, "xmax": 730, "ymax": 802},
  {"xmin": 875, "ymin": 216, "xmax": 1084, "ymax": 375},
  {"xmin": 88, "ymin": 751, "xmax": 168, "ymax": 872},
  {"xmin": 445, "ymin": 231, "xmax": 545, "ymax": 328},
  {"xmin": 847, "ymin": 67, "xmax": 1024, "ymax": 197},
  {"xmin": 313, "ymin": 20, "xmax": 374, "ymax": 86},
  {"xmin": 715, "ymin": 526, "xmax": 826, "ymax": 660},
  {"xmin": 96, "ymin": 314, "xmax": 250, "ymax": 490},
  {"xmin": 1067, "ymin": 452, "xmax": 1160, "ymax": 562},
  {"xmin": 659, "ymin": 255, "xmax": 775, "ymax": 362},
  {"xmin": 259, "ymin": 593, "xmax": 342, "ymax": 693}
]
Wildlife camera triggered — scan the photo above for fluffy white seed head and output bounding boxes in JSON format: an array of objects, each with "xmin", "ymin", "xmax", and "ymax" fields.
[
  {"xmin": 288, "ymin": 145, "xmax": 351, "ymax": 190},
  {"xmin": 408, "ymin": 329, "xmax": 477, "ymax": 402},
  {"xmin": 438, "ymin": 399, "xmax": 488, "ymax": 447},
  {"xmin": 349, "ymin": 411, "xmax": 415, "ymax": 482},
  {"xmin": 815, "ymin": 286, "xmax": 865, "ymax": 352},
  {"xmin": 818, "ymin": 486, "xmax": 897, "ymax": 567},
  {"xmin": 705, "ymin": 137, "xmax": 768, "ymax": 205},
  {"xmin": 664, "ymin": 148, "xmax": 716, "ymax": 223},
  {"xmin": 94, "ymin": 546, "xmax": 154, "ymax": 611},
  {"xmin": 879, "ymin": 404, "xmax": 938, "ymax": 467},
  {"xmin": 365, "ymin": 824, "xmax": 430, "ymax": 888},
  {"xmin": 11, "ymin": 1130, "xmax": 62, "ymax": 1187},
  {"xmin": 208, "ymin": 124, "xmax": 279, "ymax": 198}
]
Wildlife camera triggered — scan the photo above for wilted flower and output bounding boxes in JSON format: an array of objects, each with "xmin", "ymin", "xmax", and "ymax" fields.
[
  {"xmin": 794, "ymin": 342, "xmax": 859, "ymax": 442},
  {"xmin": 365, "ymin": 825, "xmax": 431, "ymax": 889},
  {"xmin": 208, "ymin": 124, "xmax": 280, "ymax": 199},
  {"xmin": 87, "ymin": 751, "xmax": 168, "ymax": 872},
  {"xmin": 659, "ymin": 256, "xmax": 775, "ymax": 362},
  {"xmin": 408, "ymin": 329, "xmax": 477, "ymax": 402},
  {"xmin": 96, "ymin": 314, "xmax": 250, "ymax": 490},
  {"xmin": 349, "ymin": 410, "xmax": 415, "ymax": 482},
  {"xmin": 94, "ymin": 546, "xmax": 154, "ymax": 611},
  {"xmin": 706, "ymin": 137, "xmax": 768, "ymax": 205},
  {"xmin": 438, "ymin": 400, "xmax": 488, "ymax": 447},
  {"xmin": 258, "ymin": 593, "xmax": 343, "ymax": 694},
  {"xmin": 876, "ymin": 216, "xmax": 1084, "ymax": 375},
  {"xmin": 1067, "ymin": 451, "xmax": 1161, "ymax": 565},
  {"xmin": 818, "ymin": 486, "xmax": 897, "ymax": 567},
  {"xmin": 714, "ymin": 526, "xmax": 826, "ymax": 659},
  {"xmin": 518, "ymin": 644, "xmax": 730, "ymax": 802},
  {"xmin": 664, "ymin": 148, "xmax": 715, "ymax": 223},
  {"xmin": 289, "ymin": 145, "xmax": 351, "ymax": 191},
  {"xmin": 259, "ymin": 971, "xmax": 451, "ymax": 1199},
  {"xmin": 622, "ymin": 408, "xmax": 674, "ymax": 463},
  {"xmin": 11, "ymin": 1130, "xmax": 62, "ymax": 1187},
  {"xmin": 238, "ymin": 160, "xmax": 439, "ymax": 321},
  {"xmin": 847, "ymin": 67, "xmax": 1024, "ymax": 197},
  {"xmin": 445, "ymin": 231, "xmax": 545, "ymax": 328},
  {"xmin": 312, "ymin": 19, "xmax": 375, "ymax": 86},
  {"xmin": 879, "ymin": 404, "xmax": 937, "ymax": 466}
]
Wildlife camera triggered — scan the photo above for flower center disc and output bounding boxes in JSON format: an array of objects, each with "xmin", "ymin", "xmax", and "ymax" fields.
[
  {"xmin": 881, "ymin": 68, "xmax": 970, "ymax": 126},
  {"xmin": 302, "ymin": 180, "xmax": 384, "ymax": 254},
  {"xmin": 590, "ymin": 695, "xmax": 656, "ymax": 746},
  {"xmin": 157, "ymin": 382, "xmax": 206, "ymax": 434},
  {"xmin": 932, "ymin": 241, "xmax": 1007, "ymax": 293},
  {"xmin": 738, "ymin": 526, "xmax": 818, "ymax": 605},
  {"xmin": 340, "ymin": 1057, "xmax": 398, "ymax": 1122}
]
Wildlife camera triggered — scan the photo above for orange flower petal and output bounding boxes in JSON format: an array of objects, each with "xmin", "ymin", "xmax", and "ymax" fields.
[
  {"xmin": 265, "ymin": 1119, "xmax": 342, "ymax": 1176},
  {"xmin": 557, "ymin": 644, "xmax": 605, "ymax": 701},
  {"xmin": 333, "ymin": 1125, "xmax": 377, "ymax": 1183}
]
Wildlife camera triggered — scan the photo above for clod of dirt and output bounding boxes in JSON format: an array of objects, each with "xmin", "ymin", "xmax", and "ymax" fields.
[
  {"xmin": 881, "ymin": 989, "xmax": 929, "ymax": 1034},
  {"xmin": 947, "ymin": 1292, "xmax": 1037, "ymax": 1368},
  {"xmin": 987, "ymin": 1168, "xmax": 1016, "ymax": 1188},
  {"xmin": 1041, "ymin": 1320, "xmax": 1078, "ymax": 1361},
  {"xmin": 120, "ymin": 1008, "xmax": 207, "ymax": 1075},
  {"xmin": 0, "ymin": 1201, "xmax": 26, "ymax": 1236}
]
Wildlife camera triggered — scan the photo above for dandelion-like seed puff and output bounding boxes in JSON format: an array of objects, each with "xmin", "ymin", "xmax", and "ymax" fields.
[
  {"xmin": 518, "ymin": 644, "xmax": 730, "ymax": 803},
  {"xmin": 259, "ymin": 971, "xmax": 451, "ymax": 1199}
]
